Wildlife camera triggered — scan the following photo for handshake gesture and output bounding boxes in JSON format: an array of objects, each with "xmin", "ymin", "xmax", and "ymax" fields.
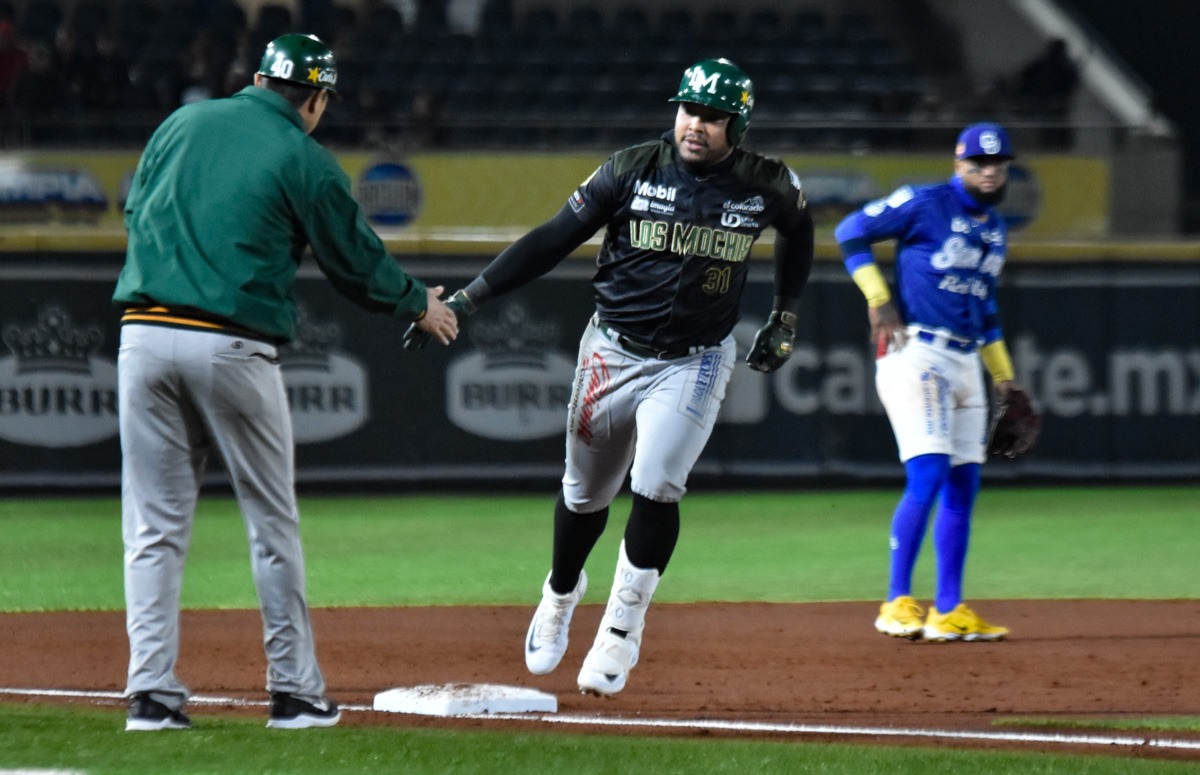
[{"xmin": 404, "ymin": 287, "xmax": 476, "ymax": 350}]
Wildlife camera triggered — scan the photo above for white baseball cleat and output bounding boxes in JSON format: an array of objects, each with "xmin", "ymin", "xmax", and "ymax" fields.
[
  {"xmin": 525, "ymin": 570, "xmax": 587, "ymax": 675},
  {"xmin": 577, "ymin": 625, "xmax": 641, "ymax": 696}
]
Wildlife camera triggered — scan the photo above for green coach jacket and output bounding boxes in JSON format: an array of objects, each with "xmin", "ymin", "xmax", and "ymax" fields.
[{"xmin": 114, "ymin": 85, "xmax": 427, "ymax": 342}]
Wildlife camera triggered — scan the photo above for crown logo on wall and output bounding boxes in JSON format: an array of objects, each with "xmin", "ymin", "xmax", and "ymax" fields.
[
  {"xmin": 279, "ymin": 304, "xmax": 342, "ymax": 369},
  {"xmin": 2, "ymin": 303, "xmax": 102, "ymax": 374},
  {"xmin": 470, "ymin": 303, "xmax": 559, "ymax": 367}
]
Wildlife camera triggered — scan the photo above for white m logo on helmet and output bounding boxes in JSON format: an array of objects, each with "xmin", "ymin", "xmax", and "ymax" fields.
[{"xmin": 687, "ymin": 68, "xmax": 720, "ymax": 93}]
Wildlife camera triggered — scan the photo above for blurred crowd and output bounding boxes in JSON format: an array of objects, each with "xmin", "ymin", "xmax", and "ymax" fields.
[
  {"xmin": 0, "ymin": 1, "xmax": 437, "ymax": 144},
  {"xmin": 0, "ymin": 0, "xmax": 1080, "ymax": 150}
]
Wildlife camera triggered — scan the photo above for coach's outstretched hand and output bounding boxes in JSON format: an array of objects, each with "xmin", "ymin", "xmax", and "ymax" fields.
[
  {"xmin": 746, "ymin": 310, "xmax": 796, "ymax": 373},
  {"xmin": 404, "ymin": 287, "xmax": 475, "ymax": 350}
]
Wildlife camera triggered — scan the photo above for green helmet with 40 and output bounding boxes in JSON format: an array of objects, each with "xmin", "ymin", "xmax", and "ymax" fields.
[
  {"xmin": 257, "ymin": 33, "xmax": 338, "ymax": 93},
  {"xmin": 669, "ymin": 58, "xmax": 754, "ymax": 146}
]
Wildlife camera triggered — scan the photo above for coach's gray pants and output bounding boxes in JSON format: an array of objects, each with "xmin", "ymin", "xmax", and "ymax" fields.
[{"xmin": 119, "ymin": 324, "xmax": 326, "ymax": 708}]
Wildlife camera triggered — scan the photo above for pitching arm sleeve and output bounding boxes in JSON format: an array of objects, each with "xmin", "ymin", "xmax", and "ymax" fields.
[
  {"xmin": 770, "ymin": 206, "xmax": 815, "ymax": 314},
  {"xmin": 980, "ymin": 340, "xmax": 1015, "ymax": 382},
  {"xmin": 850, "ymin": 264, "xmax": 892, "ymax": 308},
  {"xmin": 462, "ymin": 205, "xmax": 601, "ymax": 307}
]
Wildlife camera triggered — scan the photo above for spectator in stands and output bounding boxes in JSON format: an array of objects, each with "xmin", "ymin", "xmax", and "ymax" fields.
[
  {"xmin": 406, "ymin": 89, "xmax": 443, "ymax": 148},
  {"xmin": 82, "ymin": 26, "xmax": 129, "ymax": 113},
  {"xmin": 13, "ymin": 39, "xmax": 54, "ymax": 114},
  {"xmin": 1014, "ymin": 38, "xmax": 1078, "ymax": 148},
  {"xmin": 413, "ymin": 0, "xmax": 448, "ymax": 32},
  {"xmin": 0, "ymin": 18, "xmax": 27, "ymax": 143},
  {"xmin": 52, "ymin": 23, "xmax": 88, "ymax": 113},
  {"xmin": 179, "ymin": 29, "xmax": 227, "ymax": 104},
  {"xmin": 0, "ymin": 18, "xmax": 26, "ymax": 99},
  {"xmin": 1016, "ymin": 38, "xmax": 1078, "ymax": 113},
  {"xmin": 222, "ymin": 29, "xmax": 254, "ymax": 97}
]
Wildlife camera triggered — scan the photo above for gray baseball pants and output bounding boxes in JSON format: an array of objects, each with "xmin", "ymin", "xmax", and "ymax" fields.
[{"xmin": 119, "ymin": 324, "xmax": 327, "ymax": 709}]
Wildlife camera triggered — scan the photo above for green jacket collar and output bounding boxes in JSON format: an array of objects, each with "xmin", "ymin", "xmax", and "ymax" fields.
[{"xmin": 234, "ymin": 85, "xmax": 307, "ymax": 133}]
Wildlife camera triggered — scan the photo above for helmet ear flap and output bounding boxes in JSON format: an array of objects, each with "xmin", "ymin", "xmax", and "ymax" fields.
[{"xmin": 727, "ymin": 113, "xmax": 749, "ymax": 146}]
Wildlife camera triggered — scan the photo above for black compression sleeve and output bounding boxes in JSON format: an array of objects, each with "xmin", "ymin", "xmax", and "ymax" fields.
[
  {"xmin": 771, "ymin": 207, "xmax": 815, "ymax": 315},
  {"xmin": 471, "ymin": 205, "xmax": 600, "ymax": 304}
]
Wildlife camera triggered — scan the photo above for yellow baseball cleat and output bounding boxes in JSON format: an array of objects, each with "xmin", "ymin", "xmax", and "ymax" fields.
[
  {"xmin": 874, "ymin": 595, "xmax": 926, "ymax": 639},
  {"xmin": 923, "ymin": 603, "xmax": 1009, "ymax": 642}
]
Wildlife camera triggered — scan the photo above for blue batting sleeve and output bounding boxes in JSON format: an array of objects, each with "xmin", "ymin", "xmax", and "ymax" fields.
[
  {"xmin": 835, "ymin": 187, "xmax": 920, "ymax": 274},
  {"xmin": 834, "ymin": 215, "xmax": 876, "ymax": 273},
  {"xmin": 981, "ymin": 281, "xmax": 1003, "ymax": 344}
]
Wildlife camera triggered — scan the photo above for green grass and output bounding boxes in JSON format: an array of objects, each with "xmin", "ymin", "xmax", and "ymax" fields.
[
  {"xmin": 0, "ymin": 486, "xmax": 1196, "ymax": 611},
  {"xmin": 997, "ymin": 717, "xmax": 1200, "ymax": 733},
  {"xmin": 2, "ymin": 486, "xmax": 1198, "ymax": 773},
  {"xmin": 0, "ymin": 703, "xmax": 1195, "ymax": 775}
]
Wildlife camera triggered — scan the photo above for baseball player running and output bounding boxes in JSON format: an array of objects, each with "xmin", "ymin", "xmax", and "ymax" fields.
[
  {"xmin": 835, "ymin": 123, "xmax": 1026, "ymax": 642},
  {"xmin": 114, "ymin": 34, "xmax": 457, "ymax": 731},
  {"xmin": 407, "ymin": 58, "xmax": 814, "ymax": 694}
]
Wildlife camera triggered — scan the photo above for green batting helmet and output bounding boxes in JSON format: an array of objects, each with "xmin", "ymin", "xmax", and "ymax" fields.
[
  {"xmin": 258, "ymin": 33, "xmax": 338, "ymax": 93},
  {"xmin": 669, "ymin": 58, "xmax": 755, "ymax": 146}
]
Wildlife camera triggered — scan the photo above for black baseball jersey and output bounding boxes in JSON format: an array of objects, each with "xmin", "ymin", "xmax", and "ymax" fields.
[
  {"xmin": 470, "ymin": 133, "xmax": 812, "ymax": 352},
  {"xmin": 575, "ymin": 136, "xmax": 808, "ymax": 351}
]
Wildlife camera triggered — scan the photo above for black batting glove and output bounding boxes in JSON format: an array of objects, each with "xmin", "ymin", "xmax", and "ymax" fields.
[
  {"xmin": 402, "ymin": 289, "xmax": 477, "ymax": 351},
  {"xmin": 745, "ymin": 310, "xmax": 796, "ymax": 373}
]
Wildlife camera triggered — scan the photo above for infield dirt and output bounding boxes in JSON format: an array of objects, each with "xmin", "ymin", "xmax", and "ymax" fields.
[{"xmin": 3, "ymin": 600, "xmax": 1199, "ymax": 759}]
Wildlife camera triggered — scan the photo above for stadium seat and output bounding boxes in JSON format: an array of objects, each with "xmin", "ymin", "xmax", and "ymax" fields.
[
  {"xmin": 251, "ymin": 3, "xmax": 293, "ymax": 52},
  {"xmin": 831, "ymin": 12, "xmax": 875, "ymax": 44},
  {"xmin": 114, "ymin": 0, "xmax": 158, "ymax": 53},
  {"xmin": 611, "ymin": 5, "xmax": 651, "ymax": 39},
  {"xmin": 744, "ymin": 9, "xmax": 784, "ymax": 42},
  {"xmin": 655, "ymin": 7, "xmax": 694, "ymax": 40},
  {"xmin": 18, "ymin": 0, "xmax": 61, "ymax": 43},
  {"xmin": 787, "ymin": 10, "xmax": 827, "ymax": 44},
  {"xmin": 518, "ymin": 5, "xmax": 558, "ymax": 36},
  {"xmin": 697, "ymin": 9, "xmax": 737, "ymax": 41},
  {"xmin": 565, "ymin": 5, "xmax": 603, "ymax": 36},
  {"xmin": 478, "ymin": 0, "xmax": 514, "ymax": 34},
  {"xmin": 69, "ymin": 1, "xmax": 109, "ymax": 36}
]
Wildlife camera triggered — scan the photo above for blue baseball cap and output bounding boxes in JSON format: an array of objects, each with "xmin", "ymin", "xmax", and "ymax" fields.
[{"xmin": 955, "ymin": 122, "xmax": 1014, "ymax": 160}]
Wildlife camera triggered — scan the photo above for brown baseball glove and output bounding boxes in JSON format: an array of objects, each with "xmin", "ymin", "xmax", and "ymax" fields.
[{"xmin": 988, "ymin": 386, "xmax": 1041, "ymax": 458}]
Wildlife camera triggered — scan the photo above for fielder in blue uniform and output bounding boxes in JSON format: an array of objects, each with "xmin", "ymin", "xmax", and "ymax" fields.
[{"xmin": 835, "ymin": 123, "xmax": 1025, "ymax": 642}]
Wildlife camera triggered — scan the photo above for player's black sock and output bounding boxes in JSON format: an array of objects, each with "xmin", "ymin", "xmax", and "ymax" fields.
[
  {"xmin": 623, "ymin": 493, "xmax": 680, "ymax": 574},
  {"xmin": 549, "ymin": 490, "xmax": 607, "ymax": 595}
]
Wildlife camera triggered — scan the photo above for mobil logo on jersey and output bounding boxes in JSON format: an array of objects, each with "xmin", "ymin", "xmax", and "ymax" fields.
[
  {"xmin": 280, "ymin": 304, "xmax": 369, "ymax": 443},
  {"xmin": 446, "ymin": 302, "xmax": 575, "ymax": 440},
  {"xmin": 634, "ymin": 180, "xmax": 677, "ymax": 202},
  {"xmin": 0, "ymin": 303, "xmax": 118, "ymax": 447},
  {"xmin": 632, "ymin": 179, "xmax": 677, "ymax": 215}
]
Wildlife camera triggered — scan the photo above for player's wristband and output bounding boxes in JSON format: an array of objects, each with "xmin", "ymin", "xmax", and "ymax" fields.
[
  {"xmin": 850, "ymin": 264, "xmax": 892, "ymax": 308},
  {"xmin": 980, "ymin": 340, "xmax": 1015, "ymax": 382},
  {"xmin": 464, "ymin": 276, "xmax": 494, "ymax": 308}
]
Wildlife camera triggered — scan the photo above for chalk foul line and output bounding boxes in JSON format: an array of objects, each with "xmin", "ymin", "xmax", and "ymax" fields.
[{"xmin": 1, "ymin": 686, "xmax": 1197, "ymax": 752}]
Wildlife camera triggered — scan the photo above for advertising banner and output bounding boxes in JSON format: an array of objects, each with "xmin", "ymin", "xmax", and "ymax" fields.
[
  {"xmin": 0, "ymin": 257, "xmax": 1196, "ymax": 488},
  {"xmin": 0, "ymin": 150, "xmax": 1107, "ymax": 240}
]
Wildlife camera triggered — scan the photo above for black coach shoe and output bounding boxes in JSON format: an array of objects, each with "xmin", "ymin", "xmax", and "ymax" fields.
[
  {"xmin": 125, "ymin": 692, "xmax": 192, "ymax": 731},
  {"xmin": 266, "ymin": 692, "xmax": 341, "ymax": 729}
]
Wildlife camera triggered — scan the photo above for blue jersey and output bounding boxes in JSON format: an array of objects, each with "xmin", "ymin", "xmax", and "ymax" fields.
[{"xmin": 835, "ymin": 176, "xmax": 1006, "ymax": 345}]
